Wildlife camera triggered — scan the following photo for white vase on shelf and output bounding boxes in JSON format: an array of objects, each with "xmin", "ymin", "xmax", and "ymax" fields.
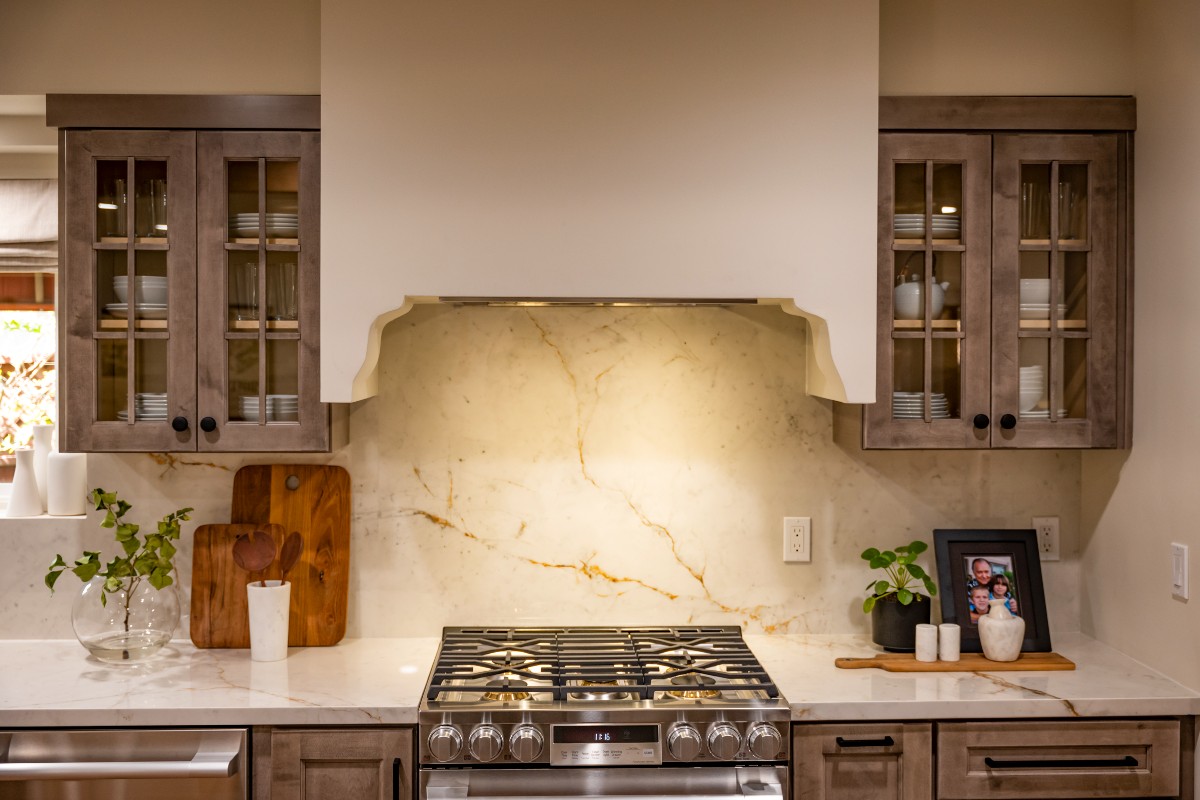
[
  {"xmin": 5, "ymin": 449, "xmax": 43, "ymax": 518},
  {"xmin": 47, "ymin": 452, "xmax": 87, "ymax": 516},
  {"xmin": 977, "ymin": 601, "xmax": 1026, "ymax": 662},
  {"xmin": 31, "ymin": 423, "xmax": 55, "ymax": 512}
]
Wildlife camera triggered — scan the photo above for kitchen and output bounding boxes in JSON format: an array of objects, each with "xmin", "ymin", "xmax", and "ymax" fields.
[{"xmin": 0, "ymin": 0, "xmax": 1197, "ymax": 798}]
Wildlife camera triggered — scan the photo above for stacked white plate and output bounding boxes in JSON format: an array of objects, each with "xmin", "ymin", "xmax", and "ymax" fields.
[
  {"xmin": 104, "ymin": 303, "xmax": 169, "ymax": 319},
  {"xmin": 239, "ymin": 394, "xmax": 299, "ymax": 422},
  {"xmin": 229, "ymin": 213, "xmax": 298, "ymax": 238},
  {"xmin": 1019, "ymin": 303, "xmax": 1069, "ymax": 320},
  {"xmin": 892, "ymin": 391, "xmax": 951, "ymax": 419},
  {"xmin": 1021, "ymin": 408, "xmax": 1069, "ymax": 419},
  {"xmin": 1019, "ymin": 366, "xmax": 1046, "ymax": 412},
  {"xmin": 116, "ymin": 392, "xmax": 168, "ymax": 421},
  {"xmin": 894, "ymin": 213, "xmax": 961, "ymax": 238}
]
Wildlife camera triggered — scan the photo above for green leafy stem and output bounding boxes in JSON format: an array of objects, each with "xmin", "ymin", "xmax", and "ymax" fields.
[
  {"xmin": 860, "ymin": 539, "xmax": 938, "ymax": 613},
  {"xmin": 45, "ymin": 489, "xmax": 192, "ymax": 632}
]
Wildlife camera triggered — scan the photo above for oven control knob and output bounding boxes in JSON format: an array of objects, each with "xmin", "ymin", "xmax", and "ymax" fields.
[
  {"xmin": 427, "ymin": 725, "xmax": 463, "ymax": 762},
  {"xmin": 509, "ymin": 725, "xmax": 544, "ymax": 762},
  {"xmin": 706, "ymin": 723, "xmax": 742, "ymax": 760},
  {"xmin": 746, "ymin": 723, "xmax": 783, "ymax": 759},
  {"xmin": 667, "ymin": 724, "xmax": 703, "ymax": 761},
  {"xmin": 469, "ymin": 724, "xmax": 505, "ymax": 762}
]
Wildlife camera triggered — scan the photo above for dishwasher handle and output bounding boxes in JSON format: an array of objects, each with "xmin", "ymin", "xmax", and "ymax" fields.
[{"xmin": 0, "ymin": 731, "xmax": 241, "ymax": 782}]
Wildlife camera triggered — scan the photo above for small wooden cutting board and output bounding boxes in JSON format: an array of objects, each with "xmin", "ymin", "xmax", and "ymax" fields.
[
  {"xmin": 190, "ymin": 523, "xmax": 288, "ymax": 648},
  {"xmin": 835, "ymin": 652, "xmax": 1076, "ymax": 672}
]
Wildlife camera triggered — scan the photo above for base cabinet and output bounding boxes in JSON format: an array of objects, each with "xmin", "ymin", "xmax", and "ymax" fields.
[
  {"xmin": 253, "ymin": 727, "xmax": 413, "ymax": 800},
  {"xmin": 794, "ymin": 719, "xmax": 1193, "ymax": 800},
  {"xmin": 793, "ymin": 723, "xmax": 932, "ymax": 800}
]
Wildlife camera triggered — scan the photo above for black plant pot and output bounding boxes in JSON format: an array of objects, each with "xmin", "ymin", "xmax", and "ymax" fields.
[{"xmin": 870, "ymin": 594, "xmax": 931, "ymax": 652}]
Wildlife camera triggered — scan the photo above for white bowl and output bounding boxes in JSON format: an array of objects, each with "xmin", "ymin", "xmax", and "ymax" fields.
[
  {"xmin": 113, "ymin": 277, "xmax": 168, "ymax": 305},
  {"xmin": 1019, "ymin": 387, "xmax": 1044, "ymax": 412},
  {"xmin": 1019, "ymin": 278, "xmax": 1051, "ymax": 304}
]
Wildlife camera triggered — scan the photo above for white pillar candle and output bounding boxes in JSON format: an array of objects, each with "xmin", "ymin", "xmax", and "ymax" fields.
[
  {"xmin": 939, "ymin": 623, "xmax": 961, "ymax": 662},
  {"xmin": 47, "ymin": 452, "xmax": 88, "ymax": 516},
  {"xmin": 915, "ymin": 623, "xmax": 939, "ymax": 662}
]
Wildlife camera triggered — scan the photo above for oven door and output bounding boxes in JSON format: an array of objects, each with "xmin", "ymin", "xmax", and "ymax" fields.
[{"xmin": 421, "ymin": 766, "xmax": 787, "ymax": 800}]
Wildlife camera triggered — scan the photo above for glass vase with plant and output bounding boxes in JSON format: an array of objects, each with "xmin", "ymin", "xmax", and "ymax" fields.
[{"xmin": 45, "ymin": 489, "xmax": 192, "ymax": 663}]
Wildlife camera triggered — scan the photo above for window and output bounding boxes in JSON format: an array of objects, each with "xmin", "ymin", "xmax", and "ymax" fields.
[{"xmin": 1, "ymin": 271, "xmax": 55, "ymax": 483}]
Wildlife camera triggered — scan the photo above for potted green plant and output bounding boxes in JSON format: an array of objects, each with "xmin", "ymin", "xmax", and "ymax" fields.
[
  {"xmin": 45, "ymin": 488, "xmax": 192, "ymax": 663},
  {"xmin": 861, "ymin": 540, "xmax": 937, "ymax": 652}
]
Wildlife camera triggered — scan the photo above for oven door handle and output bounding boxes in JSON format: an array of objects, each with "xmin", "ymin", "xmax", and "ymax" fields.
[{"xmin": 425, "ymin": 774, "xmax": 783, "ymax": 800}]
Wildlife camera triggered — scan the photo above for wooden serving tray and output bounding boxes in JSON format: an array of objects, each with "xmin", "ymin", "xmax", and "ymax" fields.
[{"xmin": 835, "ymin": 652, "xmax": 1076, "ymax": 672}]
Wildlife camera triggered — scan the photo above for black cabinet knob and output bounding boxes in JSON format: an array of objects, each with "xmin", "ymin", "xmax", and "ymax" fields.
[
  {"xmin": 171, "ymin": 416, "xmax": 189, "ymax": 432},
  {"xmin": 200, "ymin": 416, "xmax": 217, "ymax": 433},
  {"xmin": 972, "ymin": 414, "xmax": 990, "ymax": 430},
  {"xmin": 1000, "ymin": 413, "xmax": 1017, "ymax": 430}
]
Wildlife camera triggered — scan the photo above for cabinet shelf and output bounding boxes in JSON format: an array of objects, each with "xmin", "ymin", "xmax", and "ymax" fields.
[
  {"xmin": 893, "ymin": 319, "xmax": 962, "ymax": 330},
  {"xmin": 98, "ymin": 318, "xmax": 169, "ymax": 330},
  {"xmin": 229, "ymin": 319, "xmax": 300, "ymax": 331}
]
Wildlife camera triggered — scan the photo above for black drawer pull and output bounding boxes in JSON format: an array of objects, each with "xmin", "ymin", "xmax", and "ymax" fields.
[
  {"xmin": 984, "ymin": 755, "xmax": 1139, "ymax": 769},
  {"xmin": 835, "ymin": 736, "xmax": 895, "ymax": 748}
]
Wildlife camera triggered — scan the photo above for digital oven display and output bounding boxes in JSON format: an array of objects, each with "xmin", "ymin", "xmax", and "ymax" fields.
[{"xmin": 552, "ymin": 725, "xmax": 659, "ymax": 745}]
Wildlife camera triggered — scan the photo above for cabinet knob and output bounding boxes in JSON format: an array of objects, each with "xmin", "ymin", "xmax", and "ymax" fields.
[
  {"xmin": 200, "ymin": 416, "xmax": 217, "ymax": 433},
  {"xmin": 171, "ymin": 416, "xmax": 189, "ymax": 432},
  {"xmin": 972, "ymin": 414, "xmax": 990, "ymax": 430},
  {"xmin": 1000, "ymin": 414, "xmax": 1017, "ymax": 430}
]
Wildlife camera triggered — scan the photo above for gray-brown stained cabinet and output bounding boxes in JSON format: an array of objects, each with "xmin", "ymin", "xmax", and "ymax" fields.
[
  {"xmin": 864, "ymin": 97, "xmax": 1133, "ymax": 450},
  {"xmin": 795, "ymin": 718, "xmax": 1191, "ymax": 800},
  {"xmin": 793, "ymin": 723, "xmax": 932, "ymax": 800},
  {"xmin": 58, "ymin": 126, "xmax": 328, "ymax": 452},
  {"xmin": 253, "ymin": 726, "xmax": 413, "ymax": 800}
]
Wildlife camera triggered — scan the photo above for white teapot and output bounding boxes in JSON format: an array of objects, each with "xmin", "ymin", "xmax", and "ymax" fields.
[
  {"xmin": 977, "ymin": 600, "xmax": 1025, "ymax": 661},
  {"xmin": 894, "ymin": 275, "xmax": 950, "ymax": 320}
]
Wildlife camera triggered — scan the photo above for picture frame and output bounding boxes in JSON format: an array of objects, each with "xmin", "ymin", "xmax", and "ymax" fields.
[{"xmin": 933, "ymin": 529, "xmax": 1051, "ymax": 653}]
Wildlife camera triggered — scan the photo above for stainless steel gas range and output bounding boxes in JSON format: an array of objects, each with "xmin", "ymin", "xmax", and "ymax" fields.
[{"xmin": 418, "ymin": 626, "xmax": 789, "ymax": 800}]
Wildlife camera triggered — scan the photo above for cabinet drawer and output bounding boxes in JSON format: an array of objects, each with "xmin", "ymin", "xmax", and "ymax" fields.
[
  {"xmin": 793, "ymin": 723, "xmax": 932, "ymax": 800},
  {"xmin": 937, "ymin": 720, "xmax": 1179, "ymax": 799}
]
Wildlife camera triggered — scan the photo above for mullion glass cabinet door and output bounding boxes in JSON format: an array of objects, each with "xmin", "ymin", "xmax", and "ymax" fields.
[
  {"xmin": 195, "ymin": 131, "xmax": 328, "ymax": 452},
  {"xmin": 991, "ymin": 134, "xmax": 1119, "ymax": 448},
  {"xmin": 865, "ymin": 133, "xmax": 991, "ymax": 449},
  {"xmin": 61, "ymin": 131, "xmax": 197, "ymax": 452}
]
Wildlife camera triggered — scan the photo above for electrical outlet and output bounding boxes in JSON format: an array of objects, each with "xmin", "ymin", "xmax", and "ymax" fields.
[
  {"xmin": 1032, "ymin": 516, "xmax": 1060, "ymax": 561},
  {"xmin": 783, "ymin": 516, "xmax": 811, "ymax": 563},
  {"xmin": 1171, "ymin": 543, "xmax": 1189, "ymax": 600}
]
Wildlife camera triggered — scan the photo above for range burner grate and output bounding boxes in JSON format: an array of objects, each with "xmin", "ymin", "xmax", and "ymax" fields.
[{"xmin": 426, "ymin": 626, "xmax": 778, "ymax": 702}]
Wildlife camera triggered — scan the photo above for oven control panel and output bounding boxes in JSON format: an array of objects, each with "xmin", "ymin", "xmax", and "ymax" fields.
[
  {"xmin": 549, "ymin": 724, "xmax": 661, "ymax": 766},
  {"xmin": 422, "ymin": 721, "xmax": 787, "ymax": 766}
]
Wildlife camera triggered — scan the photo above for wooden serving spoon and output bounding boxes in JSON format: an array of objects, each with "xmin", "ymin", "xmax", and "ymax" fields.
[
  {"xmin": 232, "ymin": 530, "xmax": 277, "ymax": 587},
  {"xmin": 279, "ymin": 531, "xmax": 303, "ymax": 582}
]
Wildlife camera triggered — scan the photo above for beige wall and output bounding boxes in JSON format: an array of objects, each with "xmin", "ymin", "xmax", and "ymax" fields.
[
  {"xmin": 0, "ymin": 0, "xmax": 319, "ymax": 94},
  {"xmin": 1080, "ymin": 0, "xmax": 1200, "ymax": 690},
  {"xmin": 881, "ymin": 0, "xmax": 1134, "ymax": 96}
]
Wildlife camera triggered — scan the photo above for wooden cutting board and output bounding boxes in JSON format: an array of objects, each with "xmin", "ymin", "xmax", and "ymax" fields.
[
  {"xmin": 191, "ymin": 522, "xmax": 288, "ymax": 648},
  {"xmin": 835, "ymin": 652, "xmax": 1075, "ymax": 672},
  {"xmin": 190, "ymin": 464, "xmax": 351, "ymax": 648}
]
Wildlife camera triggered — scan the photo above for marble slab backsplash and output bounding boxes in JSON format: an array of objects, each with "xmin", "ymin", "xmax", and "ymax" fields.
[{"xmin": 0, "ymin": 305, "xmax": 1081, "ymax": 640}]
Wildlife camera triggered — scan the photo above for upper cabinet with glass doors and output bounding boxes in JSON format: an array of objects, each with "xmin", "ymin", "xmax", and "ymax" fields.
[
  {"xmin": 864, "ymin": 97, "xmax": 1133, "ymax": 449},
  {"xmin": 55, "ymin": 96, "xmax": 327, "ymax": 452}
]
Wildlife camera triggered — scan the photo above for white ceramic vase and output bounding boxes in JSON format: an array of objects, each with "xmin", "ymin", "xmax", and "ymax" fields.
[
  {"xmin": 977, "ymin": 601, "xmax": 1025, "ymax": 661},
  {"xmin": 31, "ymin": 423, "xmax": 55, "ymax": 512},
  {"xmin": 247, "ymin": 580, "xmax": 291, "ymax": 662},
  {"xmin": 47, "ymin": 451, "xmax": 88, "ymax": 516},
  {"xmin": 5, "ymin": 448, "xmax": 43, "ymax": 517}
]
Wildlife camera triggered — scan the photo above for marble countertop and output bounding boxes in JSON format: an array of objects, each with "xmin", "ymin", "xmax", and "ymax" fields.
[{"xmin": 0, "ymin": 633, "xmax": 1196, "ymax": 727}]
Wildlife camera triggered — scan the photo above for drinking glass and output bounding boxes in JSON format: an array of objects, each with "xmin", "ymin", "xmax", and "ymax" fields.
[{"xmin": 232, "ymin": 261, "xmax": 258, "ymax": 321}]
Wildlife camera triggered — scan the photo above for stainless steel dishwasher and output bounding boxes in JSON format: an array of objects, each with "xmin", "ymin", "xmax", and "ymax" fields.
[{"xmin": 0, "ymin": 728, "xmax": 247, "ymax": 799}]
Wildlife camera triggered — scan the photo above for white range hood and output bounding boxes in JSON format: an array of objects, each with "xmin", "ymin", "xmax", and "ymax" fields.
[{"xmin": 320, "ymin": 0, "xmax": 880, "ymax": 404}]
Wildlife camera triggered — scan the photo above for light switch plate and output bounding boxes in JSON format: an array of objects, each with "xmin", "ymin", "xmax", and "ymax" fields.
[{"xmin": 1171, "ymin": 543, "xmax": 1189, "ymax": 600}]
